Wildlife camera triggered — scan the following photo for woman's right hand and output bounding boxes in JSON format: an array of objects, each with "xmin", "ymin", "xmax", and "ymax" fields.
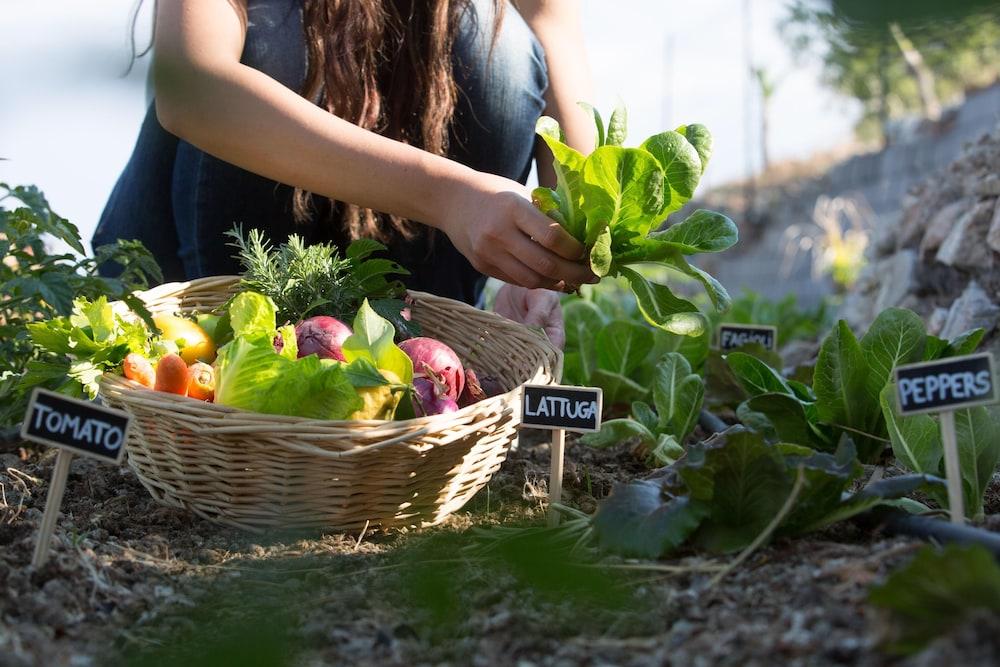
[{"xmin": 437, "ymin": 172, "xmax": 598, "ymax": 290}]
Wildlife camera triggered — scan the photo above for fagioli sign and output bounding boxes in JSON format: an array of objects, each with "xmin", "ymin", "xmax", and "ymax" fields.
[
  {"xmin": 717, "ymin": 324, "xmax": 777, "ymax": 351},
  {"xmin": 21, "ymin": 388, "xmax": 130, "ymax": 463},
  {"xmin": 894, "ymin": 353, "xmax": 997, "ymax": 415}
]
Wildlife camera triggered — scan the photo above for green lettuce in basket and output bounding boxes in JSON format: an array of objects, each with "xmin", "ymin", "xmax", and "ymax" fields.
[{"xmin": 214, "ymin": 292, "xmax": 412, "ymax": 420}]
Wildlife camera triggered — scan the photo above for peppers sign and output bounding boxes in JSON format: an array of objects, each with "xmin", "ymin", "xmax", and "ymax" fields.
[
  {"xmin": 894, "ymin": 352, "xmax": 997, "ymax": 415},
  {"xmin": 521, "ymin": 384, "xmax": 602, "ymax": 433},
  {"xmin": 718, "ymin": 324, "xmax": 777, "ymax": 351},
  {"xmin": 20, "ymin": 388, "xmax": 131, "ymax": 463}
]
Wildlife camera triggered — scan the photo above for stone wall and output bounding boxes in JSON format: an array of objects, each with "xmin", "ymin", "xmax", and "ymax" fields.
[{"xmin": 842, "ymin": 124, "xmax": 1000, "ymax": 351}]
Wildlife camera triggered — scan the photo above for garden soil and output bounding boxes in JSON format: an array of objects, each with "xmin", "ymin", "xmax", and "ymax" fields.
[{"xmin": 1, "ymin": 433, "xmax": 998, "ymax": 667}]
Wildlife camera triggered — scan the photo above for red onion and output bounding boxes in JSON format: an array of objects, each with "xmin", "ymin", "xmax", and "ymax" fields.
[
  {"xmin": 295, "ymin": 316, "xmax": 352, "ymax": 361},
  {"xmin": 399, "ymin": 337, "xmax": 465, "ymax": 400},
  {"xmin": 413, "ymin": 377, "xmax": 459, "ymax": 416}
]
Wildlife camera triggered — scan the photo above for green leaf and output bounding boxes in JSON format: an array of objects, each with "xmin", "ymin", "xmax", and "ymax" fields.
[
  {"xmin": 592, "ymin": 482, "xmax": 709, "ymax": 558},
  {"xmin": 342, "ymin": 299, "xmax": 413, "ymax": 384},
  {"xmin": 536, "ymin": 116, "xmax": 587, "ymax": 241},
  {"xmin": 606, "ymin": 102, "xmax": 628, "ymax": 146},
  {"xmin": 652, "ymin": 353, "xmax": 704, "ymax": 441},
  {"xmin": 639, "ymin": 131, "xmax": 701, "ymax": 207},
  {"xmin": 726, "ymin": 351, "xmax": 794, "ymax": 397},
  {"xmin": 649, "ymin": 433, "xmax": 686, "ymax": 466},
  {"xmin": 953, "ymin": 404, "xmax": 1000, "ymax": 519},
  {"xmin": 814, "ymin": 320, "xmax": 871, "ymax": 429},
  {"xmin": 264, "ymin": 356, "xmax": 362, "ymax": 420},
  {"xmin": 649, "ymin": 210, "xmax": 739, "ymax": 254},
  {"xmin": 618, "ymin": 267, "xmax": 705, "ymax": 335},
  {"xmin": 676, "ymin": 123, "xmax": 713, "ymax": 173},
  {"xmin": 346, "ymin": 238, "xmax": 386, "ymax": 263},
  {"xmin": 228, "ymin": 291, "xmax": 278, "ymax": 337},
  {"xmin": 580, "ymin": 146, "xmax": 665, "ymax": 242},
  {"xmin": 72, "ymin": 296, "xmax": 115, "ymax": 343},
  {"xmin": 870, "ymin": 545, "xmax": 1000, "ymax": 655},
  {"xmin": 945, "ymin": 328, "xmax": 985, "ymax": 357},
  {"xmin": 591, "ymin": 369, "xmax": 648, "ymax": 406},
  {"xmin": 589, "ymin": 226, "xmax": 613, "ymax": 277},
  {"xmin": 880, "ymin": 384, "xmax": 942, "ymax": 475},
  {"xmin": 680, "ymin": 429, "xmax": 790, "ymax": 553},
  {"xmin": 596, "ymin": 320, "xmax": 654, "ymax": 377},
  {"xmin": 631, "ymin": 400, "xmax": 659, "ymax": 433},
  {"xmin": 563, "ymin": 300, "xmax": 604, "ymax": 384},
  {"xmin": 745, "ymin": 394, "xmax": 833, "ymax": 450},
  {"xmin": 660, "ymin": 252, "xmax": 731, "ymax": 312},
  {"xmin": 778, "ymin": 439, "xmax": 861, "ymax": 535},
  {"xmin": 576, "ymin": 102, "xmax": 605, "ymax": 148},
  {"xmin": 579, "ymin": 418, "xmax": 656, "ymax": 449},
  {"xmin": 344, "ymin": 358, "xmax": 392, "ymax": 388},
  {"xmin": 860, "ymin": 308, "xmax": 926, "ymax": 406}
]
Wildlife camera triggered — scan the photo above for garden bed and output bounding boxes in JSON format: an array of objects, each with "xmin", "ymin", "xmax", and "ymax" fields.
[{"xmin": 2, "ymin": 432, "xmax": 998, "ymax": 667}]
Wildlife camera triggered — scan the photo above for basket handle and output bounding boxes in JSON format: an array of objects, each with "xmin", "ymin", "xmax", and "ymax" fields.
[{"xmin": 268, "ymin": 426, "xmax": 433, "ymax": 459}]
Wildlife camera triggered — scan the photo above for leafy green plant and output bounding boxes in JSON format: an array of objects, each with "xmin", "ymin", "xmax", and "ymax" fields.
[
  {"xmin": 581, "ymin": 353, "xmax": 704, "ymax": 466},
  {"xmin": 226, "ymin": 226, "xmax": 414, "ymax": 335},
  {"xmin": 562, "ymin": 288, "xmax": 710, "ymax": 410},
  {"xmin": 590, "ymin": 427, "xmax": 943, "ymax": 558},
  {"xmin": 881, "ymin": 387, "xmax": 1000, "ymax": 519},
  {"xmin": 708, "ymin": 289, "xmax": 836, "ymax": 348},
  {"xmin": 870, "ymin": 544, "xmax": 1000, "ymax": 654},
  {"xmin": 534, "ymin": 104, "xmax": 737, "ymax": 337},
  {"xmin": 1, "ymin": 182, "xmax": 161, "ymax": 426},
  {"xmin": 728, "ymin": 308, "xmax": 983, "ymax": 462}
]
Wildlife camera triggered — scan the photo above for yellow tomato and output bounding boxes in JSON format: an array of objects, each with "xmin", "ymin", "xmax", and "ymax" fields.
[
  {"xmin": 348, "ymin": 370, "xmax": 402, "ymax": 420},
  {"xmin": 153, "ymin": 315, "xmax": 217, "ymax": 365}
]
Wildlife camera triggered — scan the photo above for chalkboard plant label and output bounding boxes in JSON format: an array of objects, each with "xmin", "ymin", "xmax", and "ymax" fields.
[
  {"xmin": 717, "ymin": 324, "xmax": 777, "ymax": 351},
  {"xmin": 894, "ymin": 353, "xmax": 997, "ymax": 416},
  {"xmin": 521, "ymin": 384, "xmax": 603, "ymax": 433},
  {"xmin": 21, "ymin": 388, "xmax": 131, "ymax": 464}
]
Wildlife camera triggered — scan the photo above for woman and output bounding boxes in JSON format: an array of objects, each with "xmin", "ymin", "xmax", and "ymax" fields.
[{"xmin": 93, "ymin": 0, "xmax": 596, "ymax": 347}]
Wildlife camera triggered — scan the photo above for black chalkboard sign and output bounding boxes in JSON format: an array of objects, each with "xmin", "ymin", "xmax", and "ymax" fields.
[
  {"xmin": 895, "ymin": 353, "xmax": 997, "ymax": 415},
  {"xmin": 521, "ymin": 384, "xmax": 602, "ymax": 433},
  {"xmin": 718, "ymin": 324, "xmax": 777, "ymax": 351},
  {"xmin": 20, "ymin": 388, "xmax": 131, "ymax": 463}
]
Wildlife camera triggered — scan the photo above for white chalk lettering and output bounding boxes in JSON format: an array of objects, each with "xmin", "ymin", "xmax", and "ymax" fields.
[{"xmin": 32, "ymin": 403, "xmax": 53, "ymax": 430}]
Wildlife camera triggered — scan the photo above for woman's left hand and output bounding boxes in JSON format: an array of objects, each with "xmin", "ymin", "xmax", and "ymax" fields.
[{"xmin": 493, "ymin": 284, "xmax": 565, "ymax": 349}]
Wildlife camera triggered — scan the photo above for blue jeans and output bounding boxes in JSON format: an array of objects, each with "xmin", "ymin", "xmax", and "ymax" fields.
[{"xmin": 93, "ymin": 0, "xmax": 548, "ymax": 305}]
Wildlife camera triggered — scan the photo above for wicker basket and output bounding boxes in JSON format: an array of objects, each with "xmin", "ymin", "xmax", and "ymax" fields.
[{"xmin": 99, "ymin": 276, "xmax": 561, "ymax": 532}]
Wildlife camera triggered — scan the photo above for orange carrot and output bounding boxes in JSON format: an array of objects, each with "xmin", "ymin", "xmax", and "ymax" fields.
[
  {"xmin": 154, "ymin": 353, "xmax": 190, "ymax": 396},
  {"xmin": 122, "ymin": 353, "xmax": 155, "ymax": 388},
  {"xmin": 187, "ymin": 362, "xmax": 215, "ymax": 401}
]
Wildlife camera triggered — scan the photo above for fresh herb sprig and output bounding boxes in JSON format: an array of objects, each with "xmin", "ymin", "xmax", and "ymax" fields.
[{"xmin": 226, "ymin": 227, "xmax": 415, "ymax": 335}]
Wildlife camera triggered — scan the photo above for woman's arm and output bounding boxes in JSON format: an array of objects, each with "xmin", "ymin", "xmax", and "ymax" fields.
[
  {"xmin": 516, "ymin": 0, "xmax": 595, "ymax": 187},
  {"xmin": 152, "ymin": 0, "xmax": 595, "ymax": 290}
]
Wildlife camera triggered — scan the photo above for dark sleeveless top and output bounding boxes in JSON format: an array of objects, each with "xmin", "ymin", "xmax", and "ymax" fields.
[{"xmin": 93, "ymin": 0, "xmax": 548, "ymax": 305}]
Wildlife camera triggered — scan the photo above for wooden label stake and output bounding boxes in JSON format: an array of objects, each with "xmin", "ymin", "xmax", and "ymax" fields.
[
  {"xmin": 520, "ymin": 384, "xmax": 602, "ymax": 527},
  {"xmin": 894, "ymin": 353, "xmax": 996, "ymax": 524},
  {"xmin": 21, "ymin": 388, "xmax": 131, "ymax": 569}
]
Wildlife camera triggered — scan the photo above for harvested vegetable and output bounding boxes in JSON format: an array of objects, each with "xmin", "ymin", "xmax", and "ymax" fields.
[
  {"xmin": 122, "ymin": 353, "xmax": 155, "ymax": 388},
  {"xmin": 295, "ymin": 316, "xmax": 352, "ymax": 361},
  {"xmin": 153, "ymin": 314, "xmax": 216, "ymax": 364},
  {"xmin": 533, "ymin": 103, "xmax": 737, "ymax": 335},
  {"xmin": 399, "ymin": 338, "xmax": 464, "ymax": 400},
  {"xmin": 154, "ymin": 353, "xmax": 190, "ymax": 396},
  {"xmin": 187, "ymin": 362, "xmax": 215, "ymax": 401},
  {"xmin": 349, "ymin": 370, "xmax": 402, "ymax": 420},
  {"xmin": 413, "ymin": 377, "xmax": 459, "ymax": 416}
]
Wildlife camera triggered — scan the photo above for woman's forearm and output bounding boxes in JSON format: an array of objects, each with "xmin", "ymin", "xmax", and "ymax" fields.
[{"xmin": 153, "ymin": 0, "xmax": 476, "ymax": 231}]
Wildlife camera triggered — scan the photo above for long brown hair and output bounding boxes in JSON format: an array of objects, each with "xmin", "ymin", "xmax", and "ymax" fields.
[{"xmin": 297, "ymin": 0, "xmax": 504, "ymax": 241}]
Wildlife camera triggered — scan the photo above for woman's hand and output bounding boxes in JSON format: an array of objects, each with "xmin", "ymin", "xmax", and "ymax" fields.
[
  {"xmin": 437, "ymin": 172, "xmax": 597, "ymax": 291},
  {"xmin": 493, "ymin": 283, "xmax": 566, "ymax": 349}
]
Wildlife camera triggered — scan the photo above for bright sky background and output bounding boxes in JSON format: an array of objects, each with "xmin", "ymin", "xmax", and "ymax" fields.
[{"xmin": 0, "ymin": 0, "xmax": 861, "ymax": 253}]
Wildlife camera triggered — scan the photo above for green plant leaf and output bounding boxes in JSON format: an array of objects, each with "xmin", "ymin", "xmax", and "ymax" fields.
[
  {"xmin": 648, "ymin": 209, "xmax": 739, "ymax": 254},
  {"xmin": 676, "ymin": 123, "xmax": 713, "ymax": 173},
  {"xmin": 346, "ymin": 238, "xmax": 386, "ymax": 263},
  {"xmin": 342, "ymin": 299, "xmax": 413, "ymax": 384},
  {"xmin": 869, "ymin": 545, "xmax": 1000, "ymax": 655},
  {"xmin": 228, "ymin": 291, "xmax": 278, "ymax": 338},
  {"xmin": 814, "ymin": 320, "xmax": 871, "ymax": 429},
  {"xmin": 652, "ymin": 353, "xmax": 704, "ymax": 441},
  {"xmin": 746, "ymin": 393, "xmax": 833, "ymax": 450},
  {"xmin": 809, "ymin": 474, "xmax": 946, "ymax": 532},
  {"xmin": 649, "ymin": 433, "xmax": 686, "ymax": 466},
  {"xmin": 596, "ymin": 320, "xmax": 654, "ymax": 377},
  {"xmin": 591, "ymin": 369, "xmax": 648, "ymax": 406},
  {"xmin": 606, "ymin": 102, "xmax": 628, "ymax": 146},
  {"xmin": 953, "ymin": 404, "xmax": 1000, "ymax": 519},
  {"xmin": 631, "ymin": 400, "xmax": 659, "ymax": 433},
  {"xmin": 680, "ymin": 429, "xmax": 790, "ymax": 553},
  {"xmin": 576, "ymin": 102, "xmax": 605, "ymax": 148},
  {"xmin": 592, "ymin": 481, "xmax": 709, "ymax": 558},
  {"xmin": 590, "ymin": 226, "xmax": 614, "ymax": 277},
  {"xmin": 563, "ymin": 300, "xmax": 604, "ymax": 384},
  {"xmin": 618, "ymin": 267, "xmax": 705, "ymax": 335},
  {"xmin": 580, "ymin": 146, "xmax": 665, "ymax": 242},
  {"xmin": 579, "ymin": 418, "xmax": 656, "ymax": 449},
  {"xmin": 880, "ymin": 384, "xmax": 942, "ymax": 474},
  {"xmin": 726, "ymin": 351, "xmax": 794, "ymax": 397},
  {"xmin": 860, "ymin": 308, "xmax": 926, "ymax": 405},
  {"xmin": 639, "ymin": 131, "xmax": 701, "ymax": 209},
  {"xmin": 660, "ymin": 252, "xmax": 731, "ymax": 312},
  {"xmin": 946, "ymin": 328, "xmax": 985, "ymax": 357},
  {"xmin": 536, "ymin": 116, "xmax": 587, "ymax": 241},
  {"xmin": 778, "ymin": 439, "xmax": 861, "ymax": 535}
]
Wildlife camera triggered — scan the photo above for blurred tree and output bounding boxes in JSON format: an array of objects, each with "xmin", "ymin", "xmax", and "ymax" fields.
[
  {"xmin": 751, "ymin": 66, "xmax": 780, "ymax": 171},
  {"xmin": 780, "ymin": 0, "xmax": 1000, "ymax": 145}
]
